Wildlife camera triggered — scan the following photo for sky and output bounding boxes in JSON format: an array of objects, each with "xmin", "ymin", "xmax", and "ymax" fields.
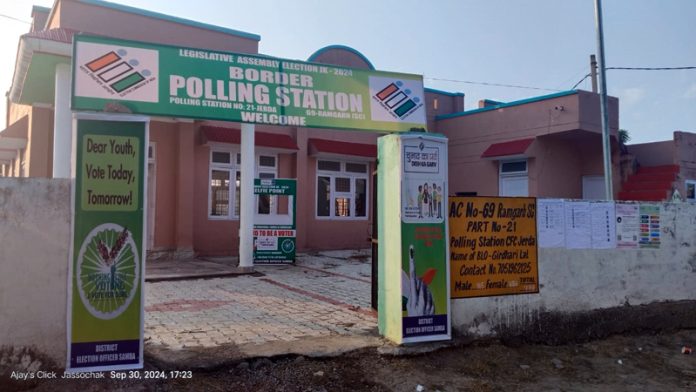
[{"xmin": 1, "ymin": 0, "xmax": 694, "ymax": 144}]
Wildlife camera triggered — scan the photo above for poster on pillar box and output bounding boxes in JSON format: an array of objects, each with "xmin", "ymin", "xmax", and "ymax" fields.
[
  {"xmin": 67, "ymin": 118, "xmax": 146, "ymax": 372},
  {"xmin": 400, "ymin": 135, "xmax": 450, "ymax": 343},
  {"xmin": 253, "ymin": 179, "xmax": 297, "ymax": 264}
]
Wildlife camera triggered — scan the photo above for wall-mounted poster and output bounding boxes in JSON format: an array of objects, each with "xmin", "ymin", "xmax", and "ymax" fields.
[
  {"xmin": 537, "ymin": 199, "xmax": 565, "ymax": 248},
  {"xmin": 590, "ymin": 201, "xmax": 616, "ymax": 249},
  {"xmin": 564, "ymin": 201, "xmax": 591, "ymax": 249},
  {"xmin": 616, "ymin": 203, "xmax": 639, "ymax": 249},
  {"xmin": 639, "ymin": 204, "xmax": 661, "ymax": 249},
  {"xmin": 449, "ymin": 196, "xmax": 538, "ymax": 298}
]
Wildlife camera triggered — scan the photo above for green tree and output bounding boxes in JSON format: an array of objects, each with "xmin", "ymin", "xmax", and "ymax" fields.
[{"xmin": 618, "ymin": 129, "xmax": 631, "ymax": 154}]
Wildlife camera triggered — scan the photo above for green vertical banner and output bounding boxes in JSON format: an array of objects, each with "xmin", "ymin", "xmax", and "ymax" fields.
[
  {"xmin": 378, "ymin": 133, "xmax": 450, "ymax": 344},
  {"xmin": 68, "ymin": 117, "xmax": 146, "ymax": 372},
  {"xmin": 253, "ymin": 178, "xmax": 297, "ymax": 264}
]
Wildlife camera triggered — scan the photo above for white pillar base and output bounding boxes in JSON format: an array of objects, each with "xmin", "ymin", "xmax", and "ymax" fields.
[
  {"xmin": 239, "ymin": 123, "xmax": 255, "ymax": 268},
  {"xmin": 53, "ymin": 63, "xmax": 72, "ymax": 178}
]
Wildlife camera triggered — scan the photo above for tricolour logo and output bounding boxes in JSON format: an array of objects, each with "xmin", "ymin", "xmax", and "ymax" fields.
[
  {"xmin": 75, "ymin": 41, "xmax": 158, "ymax": 103},
  {"xmin": 369, "ymin": 76, "xmax": 426, "ymax": 125}
]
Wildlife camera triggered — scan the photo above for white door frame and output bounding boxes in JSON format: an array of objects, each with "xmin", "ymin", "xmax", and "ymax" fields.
[{"xmin": 147, "ymin": 142, "xmax": 156, "ymax": 250}]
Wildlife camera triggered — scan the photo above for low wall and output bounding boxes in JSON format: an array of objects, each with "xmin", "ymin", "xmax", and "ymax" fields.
[
  {"xmin": 3, "ymin": 178, "xmax": 696, "ymax": 366},
  {"xmin": 453, "ymin": 202, "xmax": 696, "ymax": 342},
  {"xmin": 0, "ymin": 178, "xmax": 71, "ymax": 366}
]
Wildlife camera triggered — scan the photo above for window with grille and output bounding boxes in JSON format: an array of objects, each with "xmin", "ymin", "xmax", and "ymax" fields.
[
  {"xmin": 316, "ymin": 160, "xmax": 369, "ymax": 219},
  {"xmin": 209, "ymin": 150, "xmax": 279, "ymax": 219}
]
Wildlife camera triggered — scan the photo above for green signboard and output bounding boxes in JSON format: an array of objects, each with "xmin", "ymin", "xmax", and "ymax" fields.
[
  {"xmin": 68, "ymin": 118, "xmax": 146, "ymax": 372},
  {"xmin": 253, "ymin": 178, "xmax": 297, "ymax": 264},
  {"xmin": 72, "ymin": 34, "xmax": 426, "ymax": 132}
]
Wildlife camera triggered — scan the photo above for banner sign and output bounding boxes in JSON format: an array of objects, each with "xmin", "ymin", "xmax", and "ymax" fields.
[
  {"xmin": 68, "ymin": 118, "xmax": 146, "ymax": 372},
  {"xmin": 399, "ymin": 135, "xmax": 450, "ymax": 343},
  {"xmin": 253, "ymin": 178, "xmax": 296, "ymax": 264},
  {"xmin": 449, "ymin": 196, "xmax": 538, "ymax": 298},
  {"xmin": 72, "ymin": 34, "xmax": 426, "ymax": 132}
]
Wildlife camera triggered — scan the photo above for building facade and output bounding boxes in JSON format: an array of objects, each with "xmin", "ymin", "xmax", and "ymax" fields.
[{"xmin": 1, "ymin": 0, "xmax": 622, "ymax": 258}]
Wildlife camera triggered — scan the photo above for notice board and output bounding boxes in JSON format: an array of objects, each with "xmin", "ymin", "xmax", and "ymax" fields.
[{"xmin": 449, "ymin": 197, "xmax": 538, "ymax": 298}]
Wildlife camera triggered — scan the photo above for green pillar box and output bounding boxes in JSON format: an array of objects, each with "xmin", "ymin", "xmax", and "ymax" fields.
[{"xmin": 378, "ymin": 133, "xmax": 451, "ymax": 344}]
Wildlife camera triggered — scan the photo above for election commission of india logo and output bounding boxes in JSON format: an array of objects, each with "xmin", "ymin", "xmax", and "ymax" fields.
[
  {"xmin": 76, "ymin": 42, "xmax": 159, "ymax": 102},
  {"xmin": 77, "ymin": 223, "xmax": 139, "ymax": 320},
  {"xmin": 369, "ymin": 76, "xmax": 425, "ymax": 124}
]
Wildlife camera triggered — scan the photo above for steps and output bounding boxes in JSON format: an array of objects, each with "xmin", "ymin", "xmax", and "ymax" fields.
[{"xmin": 618, "ymin": 164, "xmax": 679, "ymax": 201}]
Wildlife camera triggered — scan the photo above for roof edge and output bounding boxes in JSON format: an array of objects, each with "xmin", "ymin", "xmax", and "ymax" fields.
[
  {"xmin": 435, "ymin": 90, "xmax": 579, "ymax": 121},
  {"xmin": 32, "ymin": 5, "xmax": 52, "ymax": 14},
  {"xmin": 77, "ymin": 0, "xmax": 261, "ymax": 41},
  {"xmin": 8, "ymin": 35, "xmax": 72, "ymax": 104},
  {"xmin": 424, "ymin": 87, "xmax": 464, "ymax": 97},
  {"xmin": 307, "ymin": 45, "xmax": 375, "ymax": 70}
]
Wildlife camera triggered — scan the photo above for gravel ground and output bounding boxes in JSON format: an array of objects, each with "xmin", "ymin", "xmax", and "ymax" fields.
[{"xmin": 6, "ymin": 329, "xmax": 696, "ymax": 391}]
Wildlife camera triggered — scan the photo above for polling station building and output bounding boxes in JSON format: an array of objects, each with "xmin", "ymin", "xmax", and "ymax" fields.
[{"xmin": 1, "ymin": 0, "xmax": 624, "ymax": 258}]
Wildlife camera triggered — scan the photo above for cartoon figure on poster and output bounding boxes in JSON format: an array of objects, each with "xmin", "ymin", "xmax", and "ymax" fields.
[{"xmin": 403, "ymin": 180, "xmax": 445, "ymax": 222}]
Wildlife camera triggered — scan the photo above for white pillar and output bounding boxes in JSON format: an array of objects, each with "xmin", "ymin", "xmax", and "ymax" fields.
[
  {"xmin": 53, "ymin": 63, "xmax": 72, "ymax": 178},
  {"xmin": 239, "ymin": 123, "xmax": 255, "ymax": 269}
]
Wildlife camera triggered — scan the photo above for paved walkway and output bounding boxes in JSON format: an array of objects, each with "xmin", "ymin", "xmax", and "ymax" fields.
[{"xmin": 144, "ymin": 250, "xmax": 378, "ymax": 363}]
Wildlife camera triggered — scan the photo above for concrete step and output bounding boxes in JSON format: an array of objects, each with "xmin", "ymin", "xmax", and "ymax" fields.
[
  {"xmin": 636, "ymin": 164, "xmax": 679, "ymax": 175},
  {"xmin": 628, "ymin": 172, "xmax": 678, "ymax": 182},
  {"xmin": 621, "ymin": 180, "xmax": 674, "ymax": 192}
]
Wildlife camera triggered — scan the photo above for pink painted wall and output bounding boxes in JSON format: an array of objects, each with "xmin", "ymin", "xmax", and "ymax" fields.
[
  {"xmin": 425, "ymin": 91, "xmax": 464, "ymax": 132},
  {"xmin": 192, "ymin": 135, "xmax": 238, "ymax": 256},
  {"xmin": 149, "ymin": 121, "xmax": 178, "ymax": 250},
  {"xmin": 628, "ymin": 140, "xmax": 675, "ymax": 167},
  {"xmin": 31, "ymin": 7, "xmax": 50, "ymax": 32},
  {"xmin": 675, "ymin": 131, "xmax": 696, "ymax": 197},
  {"xmin": 188, "ymin": 122, "xmax": 306, "ymax": 256},
  {"xmin": 437, "ymin": 90, "xmax": 621, "ymax": 198},
  {"xmin": 27, "ymin": 107, "xmax": 53, "ymax": 178},
  {"xmin": 187, "ymin": 122, "xmax": 379, "ymax": 255},
  {"xmin": 51, "ymin": 0, "xmax": 258, "ymax": 54},
  {"xmin": 300, "ymin": 128, "xmax": 378, "ymax": 251}
]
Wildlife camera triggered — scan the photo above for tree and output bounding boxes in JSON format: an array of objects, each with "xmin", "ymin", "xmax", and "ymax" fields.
[{"xmin": 618, "ymin": 129, "xmax": 630, "ymax": 154}]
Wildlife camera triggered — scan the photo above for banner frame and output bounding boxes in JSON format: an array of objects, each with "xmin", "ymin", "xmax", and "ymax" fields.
[{"xmin": 70, "ymin": 33, "xmax": 427, "ymax": 133}]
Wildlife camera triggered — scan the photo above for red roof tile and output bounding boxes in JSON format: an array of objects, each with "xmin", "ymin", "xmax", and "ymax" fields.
[
  {"xmin": 481, "ymin": 138, "xmax": 535, "ymax": 158},
  {"xmin": 23, "ymin": 28, "xmax": 78, "ymax": 44},
  {"xmin": 201, "ymin": 126, "xmax": 298, "ymax": 150},
  {"xmin": 308, "ymin": 138, "xmax": 376, "ymax": 158}
]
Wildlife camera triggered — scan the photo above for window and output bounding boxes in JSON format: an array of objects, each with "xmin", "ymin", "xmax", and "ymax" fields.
[
  {"xmin": 499, "ymin": 159, "xmax": 528, "ymax": 197},
  {"xmin": 316, "ymin": 160, "xmax": 369, "ymax": 219},
  {"xmin": 210, "ymin": 170, "xmax": 231, "ymax": 216},
  {"xmin": 687, "ymin": 180, "xmax": 696, "ymax": 201},
  {"xmin": 500, "ymin": 160, "xmax": 527, "ymax": 174},
  {"xmin": 257, "ymin": 155, "xmax": 277, "ymax": 215},
  {"xmin": 209, "ymin": 149, "xmax": 277, "ymax": 219}
]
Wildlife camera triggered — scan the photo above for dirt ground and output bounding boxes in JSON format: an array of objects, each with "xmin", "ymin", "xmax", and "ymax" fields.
[{"xmin": 8, "ymin": 329, "xmax": 696, "ymax": 391}]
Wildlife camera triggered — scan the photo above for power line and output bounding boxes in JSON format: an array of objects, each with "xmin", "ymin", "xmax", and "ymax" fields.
[
  {"xmin": 571, "ymin": 66, "xmax": 696, "ymax": 89},
  {"xmin": 0, "ymin": 14, "xmax": 31, "ymax": 24},
  {"xmin": 608, "ymin": 66, "xmax": 696, "ymax": 71},
  {"xmin": 424, "ymin": 76, "xmax": 560, "ymax": 92}
]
